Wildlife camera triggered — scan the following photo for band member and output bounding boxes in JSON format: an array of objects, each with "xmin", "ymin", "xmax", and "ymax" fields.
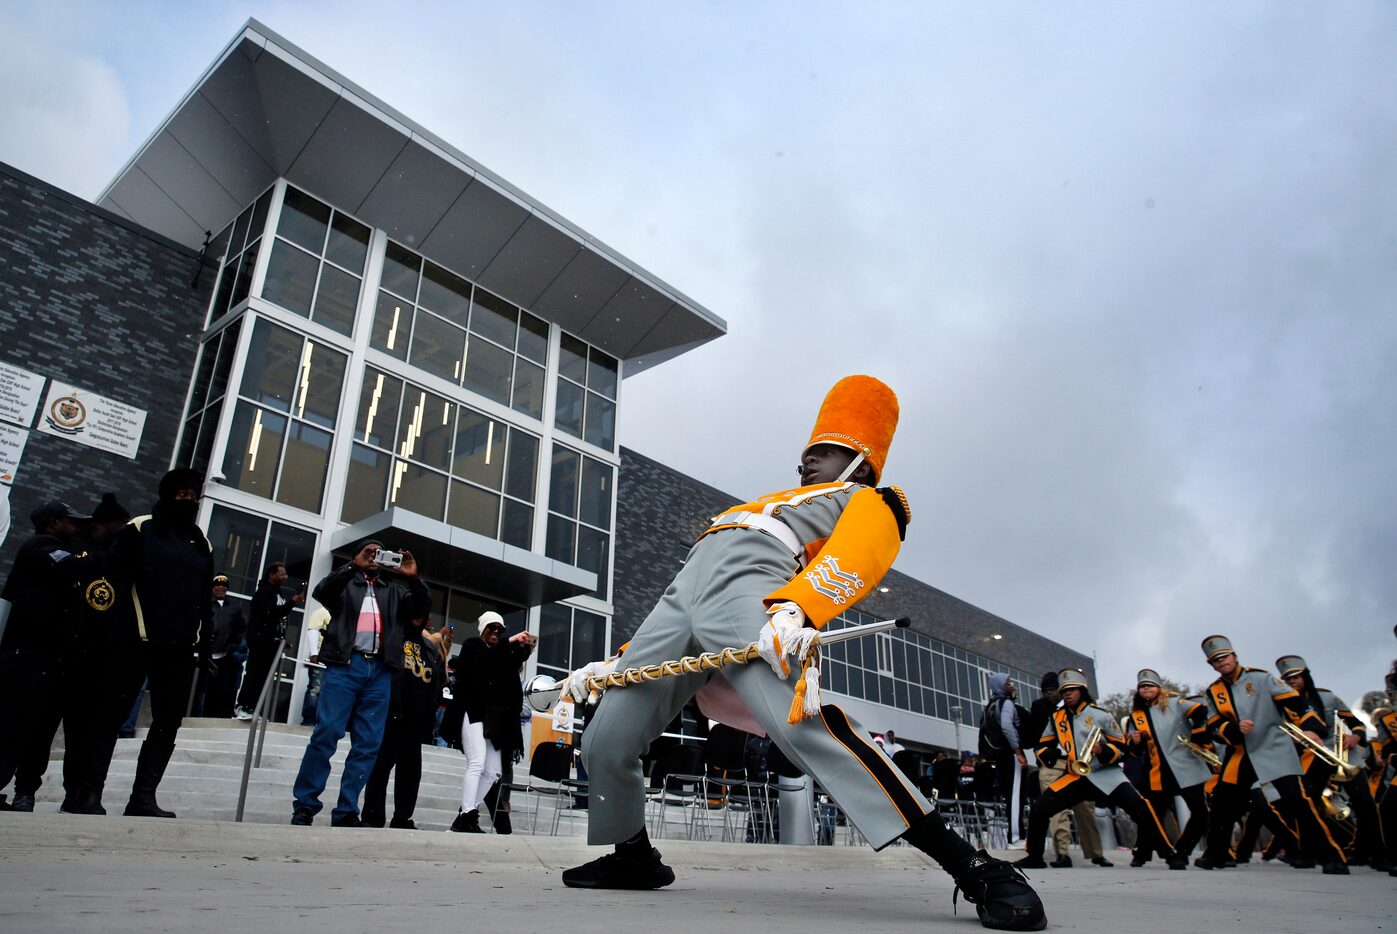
[
  {"xmin": 1196, "ymin": 635, "xmax": 1347, "ymax": 872},
  {"xmin": 1275, "ymin": 655, "xmax": 1386, "ymax": 871},
  {"xmin": 1017, "ymin": 669, "xmax": 1175, "ymax": 869},
  {"xmin": 1368, "ymin": 707, "xmax": 1397, "ymax": 876},
  {"xmin": 1123, "ymin": 669, "xmax": 1213, "ymax": 867},
  {"xmin": 557, "ymin": 377, "xmax": 1045, "ymax": 931}
]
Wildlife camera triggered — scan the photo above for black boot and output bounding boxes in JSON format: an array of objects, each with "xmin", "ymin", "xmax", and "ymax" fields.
[
  {"xmin": 124, "ymin": 741, "xmax": 176, "ymax": 818},
  {"xmin": 450, "ymin": 808, "xmax": 483, "ymax": 833},
  {"xmin": 9, "ymin": 793, "xmax": 35, "ymax": 812},
  {"xmin": 954, "ymin": 850, "xmax": 1047, "ymax": 931}
]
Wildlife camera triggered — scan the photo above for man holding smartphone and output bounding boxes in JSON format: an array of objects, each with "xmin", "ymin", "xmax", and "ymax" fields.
[{"xmin": 290, "ymin": 540, "xmax": 430, "ymax": 827}]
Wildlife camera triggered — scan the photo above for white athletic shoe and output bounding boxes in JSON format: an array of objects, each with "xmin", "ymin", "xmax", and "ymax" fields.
[{"xmin": 233, "ymin": 707, "xmax": 254, "ymax": 721}]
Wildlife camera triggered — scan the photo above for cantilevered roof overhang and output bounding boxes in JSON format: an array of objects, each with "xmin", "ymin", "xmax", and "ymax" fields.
[
  {"xmin": 330, "ymin": 507, "xmax": 597, "ymax": 608},
  {"xmin": 98, "ymin": 18, "xmax": 724, "ymax": 373}
]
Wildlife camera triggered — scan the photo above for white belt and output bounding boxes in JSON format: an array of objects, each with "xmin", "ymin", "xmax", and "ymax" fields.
[{"xmin": 707, "ymin": 511, "xmax": 802, "ymax": 559}]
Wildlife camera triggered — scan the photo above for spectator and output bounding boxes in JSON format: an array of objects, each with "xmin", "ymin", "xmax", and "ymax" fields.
[
  {"xmin": 234, "ymin": 562, "xmax": 302, "ymax": 719},
  {"xmin": 447, "ymin": 611, "xmax": 535, "ymax": 833},
  {"xmin": 361, "ymin": 621, "xmax": 450, "ymax": 830},
  {"xmin": 194, "ymin": 574, "xmax": 247, "ymax": 718},
  {"xmin": 92, "ymin": 468, "xmax": 215, "ymax": 818},
  {"xmin": 299, "ymin": 606, "xmax": 330, "ymax": 726},
  {"xmin": 0, "ymin": 500, "xmax": 94, "ymax": 812},
  {"xmin": 876, "ymin": 729, "xmax": 906, "ymax": 756},
  {"xmin": 54, "ymin": 492, "xmax": 132, "ymax": 813},
  {"xmin": 289, "ymin": 541, "xmax": 429, "ymax": 827},
  {"xmin": 981, "ymin": 673, "xmax": 1026, "ymax": 842}
]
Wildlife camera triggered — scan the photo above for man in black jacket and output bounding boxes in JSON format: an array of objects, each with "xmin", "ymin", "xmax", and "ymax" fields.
[
  {"xmin": 91, "ymin": 469, "xmax": 215, "ymax": 818},
  {"xmin": 0, "ymin": 500, "xmax": 93, "ymax": 811},
  {"xmin": 196, "ymin": 575, "xmax": 247, "ymax": 718},
  {"xmin": 290, "ymin": 540, "xmax": 429, "ymax": 827},
  {"xmin": 233, "ymin": 562, "xmax": 301, "ymax": 719}
]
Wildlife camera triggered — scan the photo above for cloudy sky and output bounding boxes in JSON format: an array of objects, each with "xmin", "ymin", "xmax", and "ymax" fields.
[{"xmin": 2, "ymin": 2, "xmax": 1393, "ymax": 712}]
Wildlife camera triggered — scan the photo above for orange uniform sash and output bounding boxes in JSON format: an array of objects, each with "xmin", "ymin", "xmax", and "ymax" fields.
[
  {"xmin": 1208, "ymin": 680, "xmax": 1245, "ymax": 784},
  {"xmin": 1131, "ymin": 709, "xmax": 1163, "ymax": 792}
]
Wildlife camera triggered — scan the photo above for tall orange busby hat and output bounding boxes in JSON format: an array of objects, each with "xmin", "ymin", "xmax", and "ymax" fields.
[{"xmin": 803, "ymin": 376, "xmax": 899, "ymax": 483}]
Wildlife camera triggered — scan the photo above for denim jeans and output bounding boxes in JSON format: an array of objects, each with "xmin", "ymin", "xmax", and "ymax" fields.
[
  {"xmin": 291, "ymin": 654, "xmax": 392, "ymax": 819},
  {"xmin": 300, "ymin": 666, "xmax": 325, "ymax": 726}
]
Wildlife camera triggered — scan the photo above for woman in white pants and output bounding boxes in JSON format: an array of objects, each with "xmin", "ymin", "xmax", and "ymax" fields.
[{"xmin": 450, "ymin": 611, "xmax": 535, "ymax": 832}]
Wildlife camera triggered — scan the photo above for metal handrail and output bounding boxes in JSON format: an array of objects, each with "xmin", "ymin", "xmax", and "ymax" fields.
[{"xmin": 234, "ymin": 639, "xmax": 288, "ymax": 822}]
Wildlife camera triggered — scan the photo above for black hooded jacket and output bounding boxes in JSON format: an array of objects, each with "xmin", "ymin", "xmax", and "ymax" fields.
[{"xmin": 106, "ymin": 501, "xmax": 214, "ymax": 648}]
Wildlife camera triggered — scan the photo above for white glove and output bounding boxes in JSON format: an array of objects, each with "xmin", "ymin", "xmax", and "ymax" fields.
[
  {"xmin": 756, "ymin": 602, "xmax": 818, "ymax": 680},
  {"xmin": 561, "ymin": 657, "xmax": 619, "ymax": 705}
]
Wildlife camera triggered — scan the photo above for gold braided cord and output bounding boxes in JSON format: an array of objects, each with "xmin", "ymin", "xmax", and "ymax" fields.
[{"xmin": 584, "ymin": 644, "xmax": 762, "ymax": 693}]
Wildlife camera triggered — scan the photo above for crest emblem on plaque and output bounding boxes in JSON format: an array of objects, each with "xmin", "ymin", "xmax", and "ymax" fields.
[{"xmin": 45, "ymin": 394, "xmax": 87, "ymax": 435}]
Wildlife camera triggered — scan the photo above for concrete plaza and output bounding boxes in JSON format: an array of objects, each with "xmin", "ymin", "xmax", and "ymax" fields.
[{"xmin": 0, "ymin": 813, "xmax": 1391, "ymax": 933}]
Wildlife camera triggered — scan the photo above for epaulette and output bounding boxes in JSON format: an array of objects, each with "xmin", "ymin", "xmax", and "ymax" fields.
[{"xmin": 877, "ymin": 486, "xmax": 910, "ymax": 540}]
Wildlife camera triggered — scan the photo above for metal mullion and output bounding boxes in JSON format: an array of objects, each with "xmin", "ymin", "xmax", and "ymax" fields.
[{"xmin": 246, "ymin": 178, "xmax": 287, "ymax": 304}]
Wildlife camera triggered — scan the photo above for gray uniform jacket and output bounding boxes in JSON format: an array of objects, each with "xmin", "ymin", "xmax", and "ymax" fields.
[
  {"xmin": 1126, "ymin": 694, "xmax": 1213, "ymax": 790},
  {"xmin": 1038, "ymin": 702, "xmax": 1130, "ymax": 795},
  {"xmin": 1204, "ymin": 667, "xmax": 1317, "ymax": 786}
]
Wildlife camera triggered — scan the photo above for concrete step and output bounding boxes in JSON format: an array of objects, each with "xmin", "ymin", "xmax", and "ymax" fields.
[{"xmin": 29, "ymin": 717, "xmax": 585, "ymax": 837}]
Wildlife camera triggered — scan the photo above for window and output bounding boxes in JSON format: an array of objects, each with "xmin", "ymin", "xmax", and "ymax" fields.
[
  {"xmin": 555, "ymin": 334, "xmax": 617, "ymax": 450},
  {"xmin": 545, "ymin": 445, "xmax": 613, "ymax": 599},
  {"xmin": 221, "ymin": 318, "xmax": 347, "ymax": 514},
  {"xmin": 368, "ymin": 240, "xmax": 550, "ymax": 418},
  {"xmin": 176, "ymin": 318, "xmax": 243, "ymax": 474},
  {"xmin": 819, "ymin": 610, "xmax": 1041, "ymax": 723},
  {"xmin": 208, "ymin": 187, "xmax": 274, "ymax": 323},
  {"xmin": 341, "ymin": 368, "xmax": 539, "ymax": 545},
  {"xmin": 536, "ymin": 603, "xmax": 608, "ymax": 680},
  {"xmin": 261, "ymin": 186, "xmax": 370, "ymax": 336}
]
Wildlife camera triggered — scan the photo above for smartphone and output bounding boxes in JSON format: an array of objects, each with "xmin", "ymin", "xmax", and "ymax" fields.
[{"xmin": 375, "ymin": 549, "xmax": 404, "ymax": 568}]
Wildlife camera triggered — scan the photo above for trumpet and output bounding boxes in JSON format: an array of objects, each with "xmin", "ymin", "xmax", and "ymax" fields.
[
  {"xmin": 1331, "ymin": 713, "xmax": 1357, "ymax": 780},
  {"xmin": 1069, "ymin": 725, "xmax": 1103, "ymax": 776},
  {"xmin": 1278, "ymin": 720, "xmax": 1362, "ymax": 781},
  {"xmin": 1176, "ymin": 733, "xmax": 1223, "ymax": 771}
]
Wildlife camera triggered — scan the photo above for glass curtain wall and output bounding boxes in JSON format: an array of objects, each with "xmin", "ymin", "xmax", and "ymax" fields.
[
  {"xmin": 184, "ymin": 179, "xmax": 622, "ymax": 672},
  {"xmin": 821, "ymin": 610, "xmax": 1042, "ymax": 727}
]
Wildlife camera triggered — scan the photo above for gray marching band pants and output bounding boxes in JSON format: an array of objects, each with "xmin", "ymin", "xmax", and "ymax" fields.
[{"xmin": 581, "ymin": 532, "xmax": 929, "ymax": 849}]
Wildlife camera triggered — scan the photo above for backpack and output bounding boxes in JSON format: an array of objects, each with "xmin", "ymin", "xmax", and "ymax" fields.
[{"xmin": 978, "ymin": 697, "xmax": 1008, "ymax": 756}]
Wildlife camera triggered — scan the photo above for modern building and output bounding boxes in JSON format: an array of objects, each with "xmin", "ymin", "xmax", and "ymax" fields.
[{"xmin": 0, "ymin": 20, "xmax": 1092, "ymax": 753}]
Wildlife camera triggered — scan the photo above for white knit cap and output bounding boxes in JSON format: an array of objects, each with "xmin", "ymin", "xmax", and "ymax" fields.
[{"xmin": 477, "ymin": 611, "xmax": 505, "ymax": 634}]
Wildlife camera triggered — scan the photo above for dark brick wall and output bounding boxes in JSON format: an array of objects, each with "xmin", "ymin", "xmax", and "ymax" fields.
[
  {"xmin": 615, "ymin": 446, "xmax": 1096, "ymax": 690},
  {"xmin": 0, "ymin": 162, "xmax": 211, "ymax": 576}
]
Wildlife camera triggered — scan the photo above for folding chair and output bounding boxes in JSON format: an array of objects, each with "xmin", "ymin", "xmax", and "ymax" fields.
[
  {"xmin": 512, "ymin": 741, "xmax": 579, "ymax": 835},
  {"xmin": 646, "ymin": 745, "xmax": 709, "ymax": 840}
]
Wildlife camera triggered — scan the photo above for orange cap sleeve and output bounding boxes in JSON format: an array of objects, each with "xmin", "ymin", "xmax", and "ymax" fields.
[{"xmin": 762, "ymin": 486, "xmax": 902, "ymax": 628}]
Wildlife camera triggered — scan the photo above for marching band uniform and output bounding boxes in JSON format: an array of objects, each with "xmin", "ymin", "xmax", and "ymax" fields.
[
  {"xmin": 1197, "ymin": 635, "xmax": 1347, "ymax": 872},
  {"xmin": 1019, "ymin": 669, "xmax": 1176, "ymax": 868},
  {"xmin": 1124, "ymin": 670, "xmax": 1213, "ymax": 866},
  {"xmin": 1365, "ymin": 707, "xmax": 1397, "ymax": 876},
  {"xmin": 562, "ymin": 377, "xmax": 1046, "ymax": 932},
  {"xmin": 1275, "ymin": 655, "xmax": 1386, "ymax": 871}
]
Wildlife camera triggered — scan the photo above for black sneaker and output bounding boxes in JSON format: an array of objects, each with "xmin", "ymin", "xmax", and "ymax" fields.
[
  {"xmin": 389, "ymin": 817, "xmax": 417, "ymax": 830},
  {"xmin": 290, "ymin": 808, "xmax": 314, "ymax": 826},
  {"xmin": 1015, "ymin": 855, "xmax": 1048, "ymax": 869},
  {"xmin": 1321, "ymin": 862, "xmax": 1350, "ymax": 875},
  {"xmin": 10, "ymin": 794, "xmax": 35, "ymax": 813},
  {"xmin": 331, "ymin": 813, "xmax": 362, "ymax": 828},
  {"xmin": 562, "ymin": 847, "xmax": 676, "ymax": 890},
  {"xmin": 1193, "ymin": 855, "xmax": 1223, "ymax": 870},
  {"xmin": 1166, "ymin": 855, "xmax": 1189, "ymax": 870},
  {"xmin": 360, "ymin": 811, "xmax": 386, "ymax": 828},
  {"xmin": 1129, "ymin": 854, "xmax": 1149, "ymax": 868},
  {"xmin": 451, "ymin": 809, "xmax": 483, "ymax": 833},
  {"xmin": 954, "ymin": 851, "xmax": 1047, "ymax": 931}
]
